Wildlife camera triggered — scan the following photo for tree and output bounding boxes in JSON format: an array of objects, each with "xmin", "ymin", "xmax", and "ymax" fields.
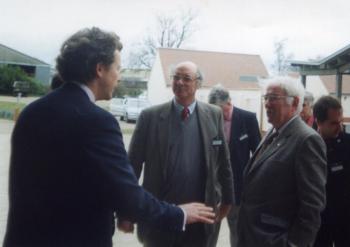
[
  {"xmin": 127, "ymin": 8, "xmax": 198, "ymax": 69},
  {"xmin": 271, "ymin": 39, "xmax": 294, "ymax": 75}
]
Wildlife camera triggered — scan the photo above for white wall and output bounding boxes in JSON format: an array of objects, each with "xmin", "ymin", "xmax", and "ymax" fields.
[
  {"xmin": 341, "ymin": 95, "xmax": 350, "ymax": 118},
  {"xmin": 304, "ymin": 76, "xmax": 328, "ymax": 101},
  {"xmin": 304, "ymin": 76, "xmax": 350, "ymax": 118},
  {"xmin": 147, "ymin": 54, "xmax": 173, "ymax": 106}
]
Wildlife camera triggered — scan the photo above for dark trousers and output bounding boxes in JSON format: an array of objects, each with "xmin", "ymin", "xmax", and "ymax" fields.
[
  {"xmin": 313, "ymin": 221, "xmax": 350, "ymax": 247},
  {"xmin": 227, "ymin": 206, "xmax": 240, "ymax": 247}
]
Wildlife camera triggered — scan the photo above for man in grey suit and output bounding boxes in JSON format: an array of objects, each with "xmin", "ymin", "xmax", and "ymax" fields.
[
  {"xmin": 237, "ymin": 76, "xmax": 327, "ymax": 247},
  {"xmin": 121, "ymin": 61, "xmax": 234, "ymax": 247}
]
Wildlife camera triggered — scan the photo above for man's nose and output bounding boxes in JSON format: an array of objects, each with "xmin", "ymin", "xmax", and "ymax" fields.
[{"xmin": 176, "ymin": 79, "xmax": 185, "ymax": 85}]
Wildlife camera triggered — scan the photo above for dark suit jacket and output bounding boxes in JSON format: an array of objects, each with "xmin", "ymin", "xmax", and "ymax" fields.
[
  {"xmin": 237, "ymin": 117, "xmax": 327, "ymax": 247},
  {"xmin": 3, "ymin": 83, "xmax": 184, "ymax": 247},
  {"xmin": 128, "ymin": 101, "xmax": 234, "ymax": 246},
  {"xmin": 229, "ymin": 107, "xmax": 261, "ymax": 205}
]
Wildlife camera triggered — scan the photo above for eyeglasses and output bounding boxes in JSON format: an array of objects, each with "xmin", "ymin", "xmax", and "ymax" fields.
[
  {"xmin": 262, "ymin": 94, "xmax": 293, "ymax": 102},
  {"xmin": 171, "ymin": 75, "xmax": 196, "ymax": 83}
]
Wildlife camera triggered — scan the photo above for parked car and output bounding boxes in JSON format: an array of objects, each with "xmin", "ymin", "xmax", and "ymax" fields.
[
  {"xmin": 109, "ymin": 98, "xmax": 126, "ymax": 119},
  {"xmin": 109, "ymin": 97, "xmax": 150, "ymax": 122},
  {"xmin": 123, "ymin": 98, "xmax": 150, "ymax": 122}
]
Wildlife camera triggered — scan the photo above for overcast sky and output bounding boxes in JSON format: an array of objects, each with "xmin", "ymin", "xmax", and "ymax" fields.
[{"xmin": 1, "ymin": 0, "xmax": 350, "ymax": 72}]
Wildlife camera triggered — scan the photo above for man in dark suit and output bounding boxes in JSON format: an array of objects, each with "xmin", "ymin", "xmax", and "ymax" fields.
[
  {"xmin": 313, "ymin": 96, "xmax": 350, "ymax": 247},
  {"xmin": 3, "ymin": 27, "xmax": 215, "ymax": 247},
  {"xmin": 120, "ymin": 61, "xmax": 234, "ymax": 247},
  {"xmin": 237, "ymin": 76, "xmax": 327, "ymax": 247},
  {"xmin": 208, "ymin": 86, "xmax": 261, "ymax": 247}
]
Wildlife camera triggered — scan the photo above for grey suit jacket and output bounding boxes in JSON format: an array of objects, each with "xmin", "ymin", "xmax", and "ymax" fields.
[
  {"xmin": 128, "ymin": 100, "xmax": 234, "ymax": 245},
  {"xmin": 237, "ymin": 116, "xmax": 327, "ymax": 247}
]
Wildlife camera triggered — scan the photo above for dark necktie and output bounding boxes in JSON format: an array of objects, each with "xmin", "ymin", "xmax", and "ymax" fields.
[
  {"xmin": 181, "ymin": 107, "xmax": 190, "ymax": 121},
  {"xmin": 255, "ymin": 131, "xmax": 279, "ymax": 159}
]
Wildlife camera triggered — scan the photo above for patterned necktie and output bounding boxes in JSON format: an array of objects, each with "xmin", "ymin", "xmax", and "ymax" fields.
[{"xmin": 181, "ymin": 107, "xmax": 190, "ymax": 121}]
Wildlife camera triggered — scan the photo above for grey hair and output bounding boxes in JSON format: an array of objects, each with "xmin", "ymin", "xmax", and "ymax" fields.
[
  {"xmin": 208, "ymin": 85, "xmax": 231, "ymax": 105},
  {"xmin": 261, "ymin": 76, "xmax": 305, "ymax": 114},
  {"xmin": 304, "ymin": 91, "xmax": 314, "ymax": 106}
]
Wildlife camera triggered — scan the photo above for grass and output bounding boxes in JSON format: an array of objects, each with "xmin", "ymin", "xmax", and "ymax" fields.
[
  {"xmin": 0, "ymin": 101, "xmax": 26, "ymax": 111},
  {"xmin": 0, "ymin": 101, "xmax": 26, "ymax": 120}
]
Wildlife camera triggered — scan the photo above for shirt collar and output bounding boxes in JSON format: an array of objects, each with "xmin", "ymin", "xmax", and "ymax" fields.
[
  {"xmin": 76, "ymin": 83, "xmax": 95, "ymax": 102},
  {"xmin": 173, "ymin": 98, "xmax": 197, "ymax": 114},
  {"xmin": 275, "ymin": 114, "xmax": 298, "ymax": 134},
  {"xmin": 226, "ymin": 105, "xmax": 234, "ymax": 121}
]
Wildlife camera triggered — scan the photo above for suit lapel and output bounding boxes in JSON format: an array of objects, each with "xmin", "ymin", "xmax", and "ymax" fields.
[
  {"xmin": 197, "ymin": 102, "xmax": 217, "ymax": 170},
  {"xmin": 158, "ymin": 102, "xmax": 173, "ymax": 178},
  {"xmin": 230, "ymin": 107, "xmax": 241, "ymax": 147},
  {"xmin": 244, "ymin": 128, "xmax": 272, "ymax": 176},
  {"xmin": 245, "ymin": 118, "xmax": 298, "ymax": 177}
]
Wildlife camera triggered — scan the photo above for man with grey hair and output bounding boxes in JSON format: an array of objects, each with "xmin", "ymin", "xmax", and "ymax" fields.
[
  {"xmin": 208, "ymin": 86, "xmax": 261, "ymax": 247},
  {"xmin": 237, "ymin": 76, "xmax": 327, "ymax": 247},
  {"xmin": 300, "ymin": 91, "xmax": 317, "ymax": 129},
  {"xmin": 120, "ymin": 61, "xmax": 234, "ymax": 247}
]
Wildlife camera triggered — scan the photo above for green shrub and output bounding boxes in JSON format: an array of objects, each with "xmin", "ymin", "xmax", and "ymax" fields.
[{"xmin": 0, "ymin": 65, "xmax": 49, "ymax": 96}]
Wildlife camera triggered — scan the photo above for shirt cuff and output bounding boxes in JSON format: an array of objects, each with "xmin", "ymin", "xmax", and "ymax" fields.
[
  {"xmin": 288, "ymin": 241, "xmax": 298, "ymax": 247},
  {"xmin": 179, "ymin": 207, "xmax": 186, "ymax": 231}
]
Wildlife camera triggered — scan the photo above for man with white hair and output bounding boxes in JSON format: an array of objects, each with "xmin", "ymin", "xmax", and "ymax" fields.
[
  {"xmin": 300, "ymin": 91, "xmax": 317, "ymax": 129},
  {"xmin": 237, "ymin": 76, "xmax": 327, "ymax": 247}
]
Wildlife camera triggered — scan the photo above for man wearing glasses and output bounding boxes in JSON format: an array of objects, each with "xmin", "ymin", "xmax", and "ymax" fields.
[
  {"xmin": 237, "ymin": 76, "xmax": 327, "ymax": 247},
  {"xmin": 120, "ymin": 61, "xmax": 234, "ymax": 247}
]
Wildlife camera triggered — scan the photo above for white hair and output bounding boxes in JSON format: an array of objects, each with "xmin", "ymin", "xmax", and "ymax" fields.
[{"xmin": 260, "ymin": 76, "xmax": 305, "ymax": 114}]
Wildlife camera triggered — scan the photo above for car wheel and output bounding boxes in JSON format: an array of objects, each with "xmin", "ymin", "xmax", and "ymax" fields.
[{"xmin": 120, "ymin": 115, "xmax": 124, "ymax": 121}]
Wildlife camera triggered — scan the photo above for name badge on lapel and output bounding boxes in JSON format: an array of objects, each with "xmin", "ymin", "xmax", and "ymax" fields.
[
  {"xmin": 239, "ymin": 134, "xmax": 248, "ymax": 141},
  {"xmin": 330, "ymin": 162, "xmax": 344, "ymax": 173},
  {"xmin": 212, "ymin": 139, "xmax": 223, "ymax": 146}
]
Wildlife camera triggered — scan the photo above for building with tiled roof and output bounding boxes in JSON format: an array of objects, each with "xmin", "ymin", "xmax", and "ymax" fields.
[{"xmin": 147, "ymin": 48, "xmax": 269, "ymax": 127}]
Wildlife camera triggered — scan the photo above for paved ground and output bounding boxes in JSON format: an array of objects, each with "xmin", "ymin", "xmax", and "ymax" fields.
[{"xmin": 0, "ymin": 109, "xmax": 231, "ymax": 246}]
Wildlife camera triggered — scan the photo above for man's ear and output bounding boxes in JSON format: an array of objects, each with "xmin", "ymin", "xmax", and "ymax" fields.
[
  {"xmin": 293, "ymin": 96, "xmax": 299, "ymax": 108},
  {"xmin": 96, "ymin": 63, "xmax": 105, "ymax": 78}
]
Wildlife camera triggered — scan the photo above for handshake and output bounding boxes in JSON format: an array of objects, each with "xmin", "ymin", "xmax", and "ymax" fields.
[{"xmin": 118, "ymin": 202, "xmax": 231, "ymax": 233}]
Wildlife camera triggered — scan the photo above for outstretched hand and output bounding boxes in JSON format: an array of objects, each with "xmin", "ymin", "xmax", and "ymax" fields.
[{"xmin": 179, "ymin": 202, "xmax": 215, "ymax": 224}]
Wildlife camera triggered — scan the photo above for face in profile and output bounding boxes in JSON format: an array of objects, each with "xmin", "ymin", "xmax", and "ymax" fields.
[
  {"xmin": 317, "ymin": 108, "xmax": 343, "ymax": 139},
  {"xmin": 98, "ymin": 50, "xmax": 121, "ymax": 100},
  {"xmin": 300, "ymin": 101, "xmax": 312, "ymax": 121},
  {"xmin": 264, "ymin": 85, "xmax": 296, "ymax": 128}
]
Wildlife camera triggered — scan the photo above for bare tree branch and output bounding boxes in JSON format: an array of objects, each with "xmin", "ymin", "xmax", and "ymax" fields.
[
  {"xmin": 127, "ymin": 8, "xmax": 199, "ymax": 69},
  {"xmin": 271, "ymin": 39, "xmax": 294, "ymax": 75}
]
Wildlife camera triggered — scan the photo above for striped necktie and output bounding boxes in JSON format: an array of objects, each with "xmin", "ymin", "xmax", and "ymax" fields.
[{"xmin": 181, "ymin": 107, "xmax": 190, "ymax": 121}]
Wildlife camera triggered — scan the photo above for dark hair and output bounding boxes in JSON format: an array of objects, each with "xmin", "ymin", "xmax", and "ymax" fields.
[
  {"xmin": 313, "ymin": 95, "xmax": 342, "ymax": 123},
  {"xmin": 56, "ymin": 27, "xmax": 123, "ymax": 84},
  {"xmin": 50, "ymin": 73, "xmax": 65, "ymax": 90}
]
